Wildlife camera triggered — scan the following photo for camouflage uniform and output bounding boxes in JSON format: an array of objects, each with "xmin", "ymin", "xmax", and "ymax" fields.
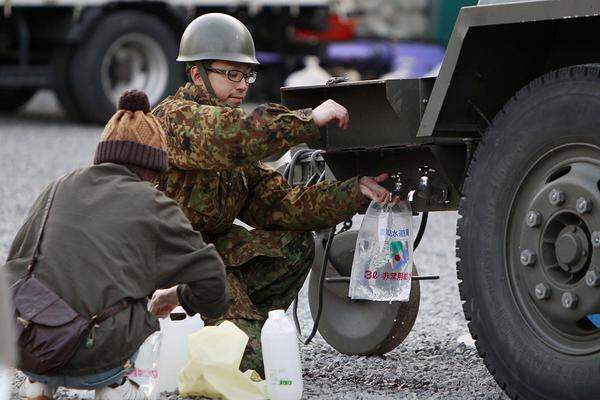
[{"xmin": 152, "ymin": 83, "xmax": 367, "ymax": 375}]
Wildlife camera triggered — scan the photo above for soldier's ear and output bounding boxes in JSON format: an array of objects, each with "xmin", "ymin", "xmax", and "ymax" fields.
[{"xmin": 189, "ymin": 66, "xmax": 202, "ymax": 87}]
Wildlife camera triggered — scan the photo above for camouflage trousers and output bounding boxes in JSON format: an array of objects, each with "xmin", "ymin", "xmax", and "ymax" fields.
[{"xmin": 206, "ymin": 231, "xmax": 314, "ymax": 378}]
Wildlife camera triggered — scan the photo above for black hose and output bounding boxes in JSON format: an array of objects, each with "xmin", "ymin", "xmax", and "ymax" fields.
[
  {"xmin": 413, "ymin": 211, "xmax": 428, "ymax": 250},
  {"xmin": 293, "ymin": 227, "xmax": 335, "ymax": 345},
  {"xmin": 283, "ymin": 148, "xmax": 313, "ymax": 183}
]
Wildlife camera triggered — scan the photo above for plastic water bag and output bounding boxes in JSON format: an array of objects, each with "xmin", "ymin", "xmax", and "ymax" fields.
[
  {"xmin": 128, "ymin": 331, "xmax": 161, "ymax": 400},
  {"xmin": 349, "ymin": 200, "xmax": 413, "ymax": 301}
]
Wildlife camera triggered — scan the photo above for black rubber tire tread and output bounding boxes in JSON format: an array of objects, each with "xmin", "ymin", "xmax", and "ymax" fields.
[
  {"xmin": 457, "ymin": 65, "xmax": 600, "ymax": 400},
  {"xmin": 69, "ymin": 11, "xmax": 181, "ymax": 124},
  {"xmin": 52, "ymin": 47, "xmax": 88, "ymax": 122},
  {"xmin": 0, "ymin": 88, "xmax": 36, "ymax": 112}
]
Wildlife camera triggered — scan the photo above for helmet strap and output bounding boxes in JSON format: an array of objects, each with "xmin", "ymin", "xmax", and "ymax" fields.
[{"xmin": 198, "ymin": 62, "xmax": 217, "ymax": 99}]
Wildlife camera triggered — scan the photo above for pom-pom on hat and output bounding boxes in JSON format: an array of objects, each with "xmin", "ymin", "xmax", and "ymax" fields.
[
  {"xmin": 118, "ymin": 89, "xmax": 151, "ymax": 113},
  {"xmin": 94, "ymin": 90, "xmax": 168, "ymax": 172}
]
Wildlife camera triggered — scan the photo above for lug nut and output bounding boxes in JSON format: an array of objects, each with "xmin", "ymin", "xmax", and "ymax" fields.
[
  {"xmin": 592, "ymin": 232, "xmax": 600, "ymax": 248},
  {"xmin": 561, "ymin": 292, "xmax": 578, "ymax": 309},
  {"xmin": 586, "ymin": 270, "xmax": 600, "ymax": 287},
  {"xmin": 526, "ymin": 211, "xmax": 542, "ymax": 228},
  {"xmin": 535, "ymin": 283, "xmax": 551, "ymax": 300},
  {"xmin": 576, "ymin": 197, "xmax": 593, "ymax": 214},
  {"xmin": 549, "ymin": 189, "xmax": 565, "ymax": 206},
  {"xmin": 520, "ymin": 249, "xmax": 536, "ymax": 266}
]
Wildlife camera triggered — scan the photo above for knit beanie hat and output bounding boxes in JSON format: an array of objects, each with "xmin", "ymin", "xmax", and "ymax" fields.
[{"xmin": 94, "ymin": 90, "xmax": 168, "ymax": 172}]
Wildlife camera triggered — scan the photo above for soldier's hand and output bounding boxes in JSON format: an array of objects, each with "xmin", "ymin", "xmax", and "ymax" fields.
[
  {"xmin": 149, "ymin": 286, "xmax": 180, "ymax": 319},
  {"xmin": 312, "ymin": 99, "xmax": 349, "ymax": 129},
  {"xmin": 359, "ymin": 173, "xmax": 394, "ymax": 205}
]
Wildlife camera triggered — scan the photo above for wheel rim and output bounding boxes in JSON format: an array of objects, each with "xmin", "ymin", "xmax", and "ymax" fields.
[
  {"xmin": 507, "ymin": 142, "xmax": 600, "ymax": 355},
  {"xmin": 100, "ymin": 33, "xmax": 169, "ymax": 106}
]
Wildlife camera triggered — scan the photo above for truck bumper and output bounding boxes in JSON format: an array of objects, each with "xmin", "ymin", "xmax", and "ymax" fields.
[{"xmin": 0, "ymin": 65, "xmax": 53, "ymax": 89}]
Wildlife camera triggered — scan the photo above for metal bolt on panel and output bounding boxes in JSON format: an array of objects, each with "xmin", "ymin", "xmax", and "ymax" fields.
[
  {"xmin": 520, "ymin": 249, "xmax": 536, "ymax": 266},
  {"xmin": 561, "ymin": 292, "xmax": 578, "ymax": 309},
  {"xmin": 592, "ymin": 232, "xmax": 600, "ymax": 248},
  {"xmin": 576, "ymin": 197, "xmax": 592, "ymax": 214},
  {"xmin": 526, "ymin": 211, "xmax": 542, "ymax": 227},
  {"xmin": 549, "ymin": 189, "xmax": 565, "ymax": 206},
  {"xmin": 585, "ymin": 270, "xmax": 600, "ymax": 287},
  {"xmin": 534, "ymin": 283, "xmax": 551, "ymax": 300}
]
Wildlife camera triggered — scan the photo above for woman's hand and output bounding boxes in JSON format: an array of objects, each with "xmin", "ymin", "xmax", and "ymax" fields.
[{"xmin": 148, "ymin": 286, "xmax": 180, "ymax": 319}]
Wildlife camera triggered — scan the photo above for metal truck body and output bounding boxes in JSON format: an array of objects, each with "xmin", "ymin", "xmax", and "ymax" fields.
[
  {"xmin": 283, "ymin": 0, "xmax": 600, "ymax": 209},
  {"xmin": 283, "ymin": 1, "xmax": 600, "ymax": 399}
]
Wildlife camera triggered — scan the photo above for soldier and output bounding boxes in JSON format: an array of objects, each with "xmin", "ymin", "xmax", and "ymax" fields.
[{"xmin": 149, "ymin": 13, "xmax": 393, "ymax": 376}]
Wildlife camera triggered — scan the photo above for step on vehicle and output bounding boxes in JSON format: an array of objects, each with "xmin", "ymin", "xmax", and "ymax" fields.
[{"xmin": 282, "ymin": 1, "xmax": 600, "ymax": 399}]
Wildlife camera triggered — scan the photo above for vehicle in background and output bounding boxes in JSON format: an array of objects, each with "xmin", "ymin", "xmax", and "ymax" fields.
[
  {"xmin": 0, "ymin": 0, "xmax": 329, "ymax": 123},
  {"xmin": 290, "ymin": 0, "xmax": 478, "ymax": 83}
]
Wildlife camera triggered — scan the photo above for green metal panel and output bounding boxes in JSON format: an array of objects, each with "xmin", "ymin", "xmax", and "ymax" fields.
[
  {"xmin": 282, "ymin": 78, "xmax": 434, "ymax": 150},
  {"xmin": 419, "ymin": 0, "xmax": 600, "ymax": 137}
]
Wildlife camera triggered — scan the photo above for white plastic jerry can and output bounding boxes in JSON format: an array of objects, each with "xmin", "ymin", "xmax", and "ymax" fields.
[
  {"xmin": 157, "ymin": 307, "xmax": 204, "ymax": 393},
  {"xmin": 261, "ymin": 309, "xmax": 303, "ymax": 400}
]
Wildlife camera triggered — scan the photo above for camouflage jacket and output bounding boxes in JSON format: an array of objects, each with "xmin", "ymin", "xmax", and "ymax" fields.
[{"xmin": 152, "ymin": 83, "xmax": 368, "ymax": 268}]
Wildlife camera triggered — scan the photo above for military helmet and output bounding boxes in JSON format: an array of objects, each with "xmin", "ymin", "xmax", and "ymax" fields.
[{"xmin": 177, "ymin": 13, "xmax": 259, "ymax": 65}]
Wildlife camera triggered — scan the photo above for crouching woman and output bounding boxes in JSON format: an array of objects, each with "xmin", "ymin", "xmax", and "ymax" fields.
[{"xmin": 2, "ymin": 91, "xmax": 229, "ymax": 400}]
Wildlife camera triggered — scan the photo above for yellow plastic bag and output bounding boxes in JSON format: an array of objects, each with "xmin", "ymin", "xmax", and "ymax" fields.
[{"xmin": 178, "ymin": 321, "xmax": 268, "ymax": 400}]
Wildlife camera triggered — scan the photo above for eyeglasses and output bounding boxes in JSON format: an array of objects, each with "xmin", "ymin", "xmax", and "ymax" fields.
[{"xmin": 205, "ymin": 67, "xmax": 257, "ymax": 84}]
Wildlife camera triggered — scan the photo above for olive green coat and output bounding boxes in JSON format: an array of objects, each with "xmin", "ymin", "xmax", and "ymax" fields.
[{"xmin": 3, "ymin": 164, "xmax": 228, "ymax": 374}]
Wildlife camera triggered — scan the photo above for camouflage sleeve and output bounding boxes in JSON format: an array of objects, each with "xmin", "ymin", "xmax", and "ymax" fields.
[
  {"xmin": 239, "ymin": 163, "xmax": 369, "ymax": 231},
  {"xmin": 162, "ymin": 102, "xmax": 320, "ymax": 171}
]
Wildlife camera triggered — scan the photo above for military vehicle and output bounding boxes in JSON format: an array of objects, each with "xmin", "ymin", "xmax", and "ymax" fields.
[{"xmin": 281, "ymin": 1, "xmax": 600, "ymax": 399}]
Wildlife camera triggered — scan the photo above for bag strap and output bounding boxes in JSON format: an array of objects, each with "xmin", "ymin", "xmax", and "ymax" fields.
[
  {"xmin": 22, "ymin": 176, "xmax": 131, "ymax": 324},
  {"xmin": 91, "ymin": 299, "xmax": 131, "ymax": 324},
  {"xmin": 27, "ymin": 177, "xmax": 63, "ymax": 277}
]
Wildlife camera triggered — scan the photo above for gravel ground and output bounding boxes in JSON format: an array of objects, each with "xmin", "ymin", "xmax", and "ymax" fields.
[{"xmin": 1, "ymin": 92, "xmax": 508, "ymax": 400}]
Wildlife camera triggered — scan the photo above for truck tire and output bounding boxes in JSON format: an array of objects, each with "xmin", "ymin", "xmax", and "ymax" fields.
[
  {"xmin": 52, "ymin": 47, "xmax": 87, "ymax": 122},
  {"xmin": 457, "ymin": 65, "xmax": 600, "ymax": 400},
  {"xmin": 0, "ymin": 88, "xmax": 36, "ymax": 113},
  {"xmin": 70, "ymin": 11, "xmax": 181, "ymax": 124}
]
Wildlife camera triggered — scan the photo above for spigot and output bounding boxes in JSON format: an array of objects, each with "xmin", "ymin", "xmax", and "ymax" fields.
[
  {"xmin": 416, "ymin": 166, "xmax": 435, "ymax": 199},
  {"xmin": 390, "ymin": 172, "xmax": 403, "ymax": 197},
  {"xmin": 415, "ymin": 166, "xmax": 448, "ymax": 204}
]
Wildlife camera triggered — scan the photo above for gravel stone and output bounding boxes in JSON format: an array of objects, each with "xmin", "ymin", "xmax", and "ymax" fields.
[{"xmin": 1, "ymin": 92, "xmax": 509, "ymax": 399}]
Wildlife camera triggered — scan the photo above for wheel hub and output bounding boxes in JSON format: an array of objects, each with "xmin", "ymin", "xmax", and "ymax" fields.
[
  {"xmin": 100, "ymin": 33, "xmax": 169, "ymax": 106},
  {"xmin": 511, "ymin": 155, "xmax": 600, "ymax": 353},
  {"xmin": 554, "ymin": 225, "xmax": 589, "ymax": 273}
]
